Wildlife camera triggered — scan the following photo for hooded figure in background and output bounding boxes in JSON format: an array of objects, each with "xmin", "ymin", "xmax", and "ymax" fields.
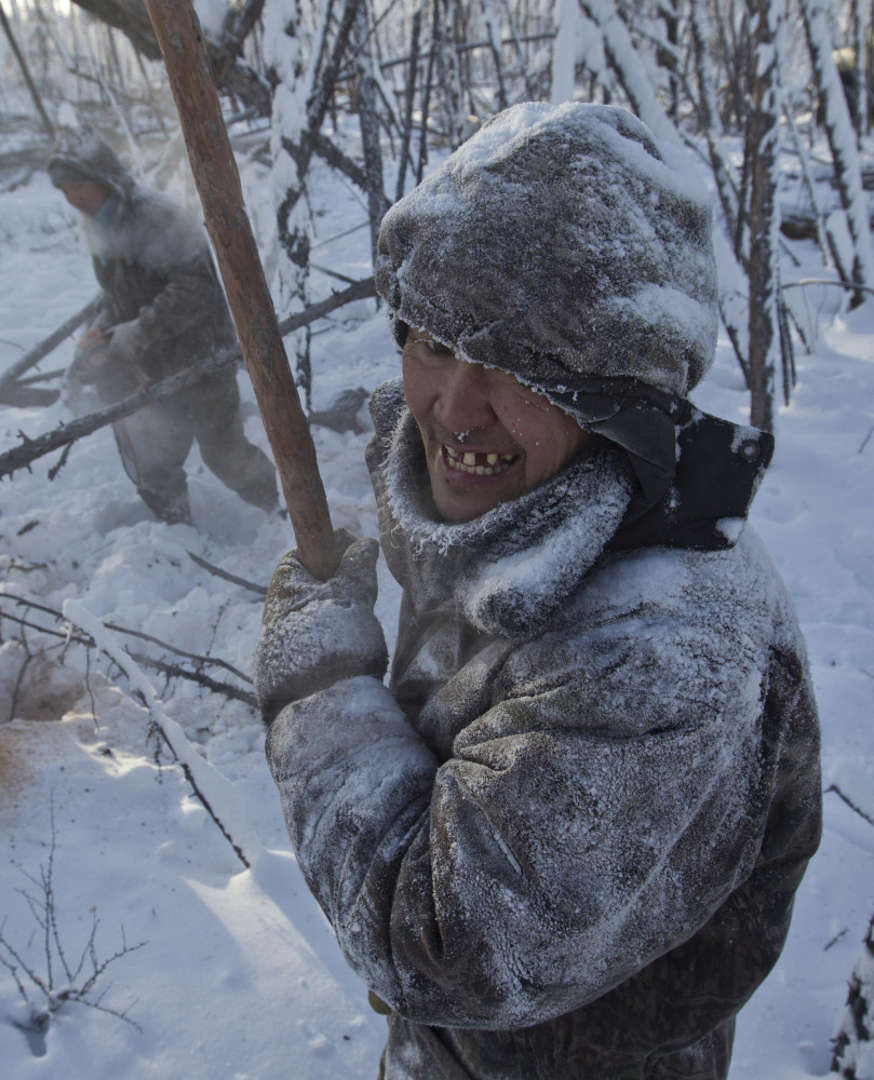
[
  {"xmin": 48, "ymin": 126, "xmax": 278, "ymax": 525},
  {"xmin": 255, "ymin": 103, "xmax": 822, "ymax": 1079}
]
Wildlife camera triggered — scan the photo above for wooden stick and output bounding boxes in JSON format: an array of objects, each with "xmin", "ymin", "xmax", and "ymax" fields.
[{"xmin": 143, "ymin": 0, "xmax": 339, "ymax": 580}]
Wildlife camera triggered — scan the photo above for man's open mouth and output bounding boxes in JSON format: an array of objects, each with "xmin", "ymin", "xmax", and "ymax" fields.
[{"xmin": 443, "ymin": 445, "xmax": 517, "ymax": 476}]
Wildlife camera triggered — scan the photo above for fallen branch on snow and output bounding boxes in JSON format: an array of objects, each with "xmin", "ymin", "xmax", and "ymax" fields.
[
  {"xmin": 187, "ymin": 550, "xmax": 267, "ymax": 596},
  {"xmin": 0, "ymin": 294, "xmax": 101, "ymax": 393},
  {"xmin": 826, "ymin": 783, "xmax": 874, "ymax": 828},
  {"xmin": 0, "ymin": 594, "xmax": 255, "ymax": 706},
  {"xmin": 64, "ymin": 599, "xmax": 263, "ymax": 869}
]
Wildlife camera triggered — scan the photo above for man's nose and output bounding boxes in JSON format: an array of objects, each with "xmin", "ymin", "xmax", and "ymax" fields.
[{"xmin": 435, "ymin": 360, "xmax": 495, "ymax": 432}]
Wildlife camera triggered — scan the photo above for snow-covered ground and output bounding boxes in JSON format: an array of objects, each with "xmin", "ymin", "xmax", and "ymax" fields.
[{"xmin": 0, "ymin": 130, "xmax": 872, "ymax": 1079}]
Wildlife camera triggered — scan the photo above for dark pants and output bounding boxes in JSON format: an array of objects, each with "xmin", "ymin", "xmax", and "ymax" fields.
[{"xmin": 112, "ymin": 371, "xmax": 277, "ymax": 524}]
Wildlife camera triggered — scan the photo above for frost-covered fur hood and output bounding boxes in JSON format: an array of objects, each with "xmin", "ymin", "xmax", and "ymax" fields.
[
  {"xmin": 47, "ymin": 125, "xmax": 134, "ymax": 202},
  {"xmin": 376, "ymin": 101, "xmax": 718, "ymax": 400}
]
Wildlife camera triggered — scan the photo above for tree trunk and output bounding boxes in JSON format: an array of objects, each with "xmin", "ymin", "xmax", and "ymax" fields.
[
  {"xmin": 551, "ymin": 0, "xmax": 582, "ymax": 104},
  {"xmin": 266, "ymin": 0, "xmax": 315, "ymax": 410},
  {"xmin": 852, "ymin": 0, "xmax": 868, "ymax": 141},
  {"xmin": 267, "ymin": 0, "xmax": 361, "ymax": 410},
  {"xmin": 434, "ymin": 0, "xmax": 465, "ymax": 147},
  {"xmin": 745, "ymin": 0, "xmax": 783, "ymax": 432},
  {"xmin": 661, "ymin": 0, "xmax": 681, "ymax": 122},
  {"xmin": 801, "ymin": 0, "xmax": 873, "ymax": 307},
  {"xmin": 395, "ymin": 7, "xmax": 421, "ymax": 201},
  {"xmin": 479, "ymin": 0, "xmax": 508, "ymax": 110},
  {"xmin": 354, "ymin": 1, "xmax": 390, "ymax": 271},
  {"xmin": 690, "ymin": 0, "xmax": 739, "ymax": 243}
]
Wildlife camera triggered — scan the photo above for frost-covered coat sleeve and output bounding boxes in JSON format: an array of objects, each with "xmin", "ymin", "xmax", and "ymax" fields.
[{"xmin": 264, "ymin": 537, "xmax": 821, "ymax": 1031}]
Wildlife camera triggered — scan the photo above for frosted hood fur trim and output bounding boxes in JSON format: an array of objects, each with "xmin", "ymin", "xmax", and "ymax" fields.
[
  {"xmin": 47, "ymin": 125, "xmax": 134, "ymax": 202},
  {"xmin": 371, "ymin": 379, "xmax": 633, "ymax": 637},
  {"xmin": 376, "ymin": 102, "xmax": 718, "ymax": 398}
]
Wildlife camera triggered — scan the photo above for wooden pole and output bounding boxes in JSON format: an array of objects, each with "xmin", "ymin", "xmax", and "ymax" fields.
[{"xmin": 143, "ymin": 0, "xmax": 338, "ymax": 580}]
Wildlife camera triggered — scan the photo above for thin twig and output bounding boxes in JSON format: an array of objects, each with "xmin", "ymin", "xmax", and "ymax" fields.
[
  {"xmin": 0, "ymin": 799, "xmax": 146, "ymax": 1032},
  {"xmin": 2, "ymin": 594, "xmax": 252, "ymax": 682},
  {"xmin": 824, "ymin": 927, "xmax": 849, "ymax": 951},
  {"xmin": 782, "ymin": 278, "xmax": 874, "ymax": 298},
  {"xmin": 826, "ymin": 783, "xmax": 874, "ymax": 828},
  {"xmin": 186, "ymin": 550, "xmax": 267, "ymax": 596},
  {"xmin": 47, "ymin": 440, "xmax": 73, "ymax": 481},
  {"xmin": 0, "ymin": 607, "xmax": 255, "ymax": 706}
]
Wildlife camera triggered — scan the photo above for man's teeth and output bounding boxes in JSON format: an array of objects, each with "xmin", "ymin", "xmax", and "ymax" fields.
[{"xmin": 444, "ymin": 445, "xmax": 516, "ymax": 476}]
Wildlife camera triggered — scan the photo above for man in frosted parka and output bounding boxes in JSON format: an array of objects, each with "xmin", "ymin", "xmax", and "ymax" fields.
[
  {"xmin": 255, "ymin": 103, "xmax": 821, "ymax": 1079},
  {"xmin": 48, "ymin": 127, "xmax": 277, "ymax": 525}
]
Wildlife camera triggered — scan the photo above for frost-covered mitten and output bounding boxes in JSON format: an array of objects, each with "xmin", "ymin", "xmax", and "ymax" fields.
[
  {"xmin": 254, "ymin": 531, "xmax": 388, "ymax": 725},
  {"xmin": 89, "ymin": 320, "xmax": 148, "ymax": 401}
]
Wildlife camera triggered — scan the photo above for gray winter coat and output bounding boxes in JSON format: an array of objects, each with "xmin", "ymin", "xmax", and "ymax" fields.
[
  {"xmin": 49, "ymin": 130, "xmax": 234, "ymax": 398},
  {"xmin": 261, "ymin": 379, "xmax": 821, "ymax": 1079}
]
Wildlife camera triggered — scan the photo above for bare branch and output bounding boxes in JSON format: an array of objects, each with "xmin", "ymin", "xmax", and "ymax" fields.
[
  {"xmin": 826, "ymin": 783, "xmax": 874, "ymax": 828},
  {"xmin": 0, "ymin": 296, "xmax": 101, "ymax": 393},
  {"xmin": 69, "ymin": 0, "xmax": 271, "ymax": 114},
  {"xmin": 0, "ymin": 598, "xmax": 255, "ymax": 706},
  {"xmin": 186, "ymin": 550, "xmax": 267, "ymax": 596},
  {"xmin": 0, "ymin": 802, "xmax": 146, "ymax": 1035}
]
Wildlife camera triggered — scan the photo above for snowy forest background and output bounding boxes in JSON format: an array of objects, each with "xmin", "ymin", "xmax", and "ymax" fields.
[{"xmin": 1, "ymin": 0, "xmax": 873, "ymax": 1076}]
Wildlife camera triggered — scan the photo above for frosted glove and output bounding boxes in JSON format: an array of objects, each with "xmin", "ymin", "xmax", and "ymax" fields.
[
  {"xmin": 254, "ymin": 530, "xmax": 388, "ymax": 724},
  {"xmin": 79, "ymin": 320, "xmax": 148, "ymax": 401},
  {"xmin": 69, "ymin": 327, "xmax": 110, "ymax": 385}
]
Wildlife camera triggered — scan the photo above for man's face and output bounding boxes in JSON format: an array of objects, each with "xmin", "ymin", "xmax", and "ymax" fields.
[
  {"xmin": 59, "ymin": 180, "xmax": 108, "ymax": 217},
  {"xmin": 402, "ymin": 331, "xmax": 588, "ymax": 523}
]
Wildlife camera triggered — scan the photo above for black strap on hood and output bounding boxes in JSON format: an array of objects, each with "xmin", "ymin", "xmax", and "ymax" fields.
[
  {"xmin": 381, "ymin": 340, "xmax": 773, "ymax": 554},
  {"xmin": 548, "ymin": 376, "xmax": 774, "ymax": 553}
]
